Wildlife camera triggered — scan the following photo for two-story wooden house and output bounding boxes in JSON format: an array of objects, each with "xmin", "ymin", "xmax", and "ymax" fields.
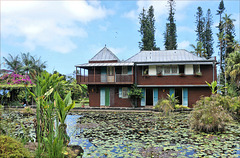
[{"xmin": 76, "ymin": 46, "xmax": 217, "ymax": 108}]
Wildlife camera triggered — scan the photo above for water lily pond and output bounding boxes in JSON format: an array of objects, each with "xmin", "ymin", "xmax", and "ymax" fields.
[{"xmin": 1, "ymin": 110, "xmax": 240, "ymax": 157}]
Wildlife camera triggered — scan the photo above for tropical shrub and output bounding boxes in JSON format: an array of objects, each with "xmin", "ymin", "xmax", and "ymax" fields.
[
  {"xmin": 190, "ymin": 95, "xmax": 233, "ymax": 133},
  {"xmin": 167, "ymin": 93, "xmax": 179, "ymax": 107},
  {"xmin": 0, "ymin": 72, "xmax": 34, "ymax": 85},
  {"xmin": 175, "ymin": 104, "xmax": 190, "ymax": 109},
  {"xmin": 0, "ymin": 135, "xmax": 31, "ymax": 158},
  {"xmin": 128, "ymin": 84, "xmax": 143, "ymax": 107},
  {"xmin": 155, "ymin": 99, "xmax": 174, "ymax": 116}
]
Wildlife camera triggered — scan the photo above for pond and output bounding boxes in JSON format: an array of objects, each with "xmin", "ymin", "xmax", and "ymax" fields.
[{"xmin": 1, "ymin": 110, "xmax": 240, "ymax": 157}]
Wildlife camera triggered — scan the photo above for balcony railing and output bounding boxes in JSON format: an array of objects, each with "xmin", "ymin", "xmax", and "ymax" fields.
[{"xmin": 76, "ymin": 74, "xmax": 133, "ymax": 84}]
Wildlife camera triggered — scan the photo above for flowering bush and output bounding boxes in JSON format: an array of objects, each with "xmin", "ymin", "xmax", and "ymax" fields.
[{"xmin": 0, "ymin": 72, "xmax": 34, "ymax": 85}]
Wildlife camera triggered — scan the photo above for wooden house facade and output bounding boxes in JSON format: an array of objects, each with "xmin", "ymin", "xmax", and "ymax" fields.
[{"xmin": 76, "ymin": 46, "xmax": 217, "ymax": 108}]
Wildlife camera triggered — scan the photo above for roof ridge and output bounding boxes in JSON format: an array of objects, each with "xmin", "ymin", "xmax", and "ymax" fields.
[{"xmin": 89, "ymin": 46, "xmax": 120, "ymax": 62}]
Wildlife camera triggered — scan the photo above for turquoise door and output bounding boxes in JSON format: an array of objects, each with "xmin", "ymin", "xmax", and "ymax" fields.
[
  {"xmin": 182, "ymin": 88, "xmax": 188, "ymax": 106},
  {"xmin": 100, "ymin": 87, "xmax": 105, "ymax": 106},
  {"xmin": 169, "ymin": 88, "xmax": 175, "ymax": 97},
  {"xmin": 153, "ymin": 88, "xmax": 158, "ymax": 106},
  {"xmin": 141, "ymin": 88, "xmax": 146, "ymax": 106}
]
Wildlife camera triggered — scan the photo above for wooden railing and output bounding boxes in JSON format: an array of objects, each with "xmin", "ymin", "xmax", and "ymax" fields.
[{"xmin": 76, "ymin": 74, "xmax": 133, "ymax": 84}]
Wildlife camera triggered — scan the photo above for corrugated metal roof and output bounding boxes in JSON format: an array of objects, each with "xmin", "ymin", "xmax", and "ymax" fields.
[
  {"xmin": 126, "ymin": 49, "xmax": 213, "ymax": 63},
  {"xmin": 89, "ymin": 46, "xmax": 120, "ymax": 62},
  {"xmin": 76, "ymin": 62, "xmax": 134, "ymax": 67},
  {"xmin": 137, "ymin": 62, "xmax": 213, "ymax": 66}
]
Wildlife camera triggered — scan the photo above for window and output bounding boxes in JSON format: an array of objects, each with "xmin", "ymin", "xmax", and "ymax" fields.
[
  {"xmin": 107, "ymin": 67, "xmax": 114, "ymax": 76},
  {"xmin": 164, "ymin": 66, "xmax": 171, "ymax": 75},
  {"xmin": 143, "ymin": 66, "xmax": 149, "ymax": 75},
  {"xmin": 193, "ymin": 65, "xmax": 200, "ymax": 74},
  {"xmin": 172, "ymin": 65, "xmax": 178, "ymax": 74},
  {"xmin": 156, "ymin": 66, "xmax": 163, "ymax": 75},
  {"xmin": 179, "ymin": 65, "xmax": 185, "ymax": 74},
  {"xmin": 122, "ymin": 66, "xmax": 128, "ymax": 75},
  {"xmin": 122, "ymin": 87, "xmax": 128, "ymax": 98}
]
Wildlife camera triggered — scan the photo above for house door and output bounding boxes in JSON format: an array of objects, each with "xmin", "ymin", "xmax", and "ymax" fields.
[
  {"xmin": 100, "ymin": 87, "xmax": 110, "ymax": 106},
  {"xmin": 175, "ymin": 88, "xmax": 183, "ymax": 105},
  {"xmin": 146, "ymin": 88, "xmax": 153, "ymax": 105}
]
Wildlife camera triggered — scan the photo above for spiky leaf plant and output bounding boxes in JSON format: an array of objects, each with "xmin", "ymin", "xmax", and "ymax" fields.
[{"xmin": 190, "ymin": 95, "xmax": 233, "ymax": 133}]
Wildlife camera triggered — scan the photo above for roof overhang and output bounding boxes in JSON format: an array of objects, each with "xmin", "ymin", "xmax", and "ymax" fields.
[
  {"xmin": 75, "ymin": 62, "xmax": 134, "ymax": 68},
  {"xmin": 136, "ymin": 61, "xmax": 214, "ymax": 66}
]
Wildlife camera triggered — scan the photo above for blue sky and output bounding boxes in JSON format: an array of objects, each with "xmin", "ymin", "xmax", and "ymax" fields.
[{"xmin": 1, "ymin": 0, "xmax": 239, "ymax": 75}]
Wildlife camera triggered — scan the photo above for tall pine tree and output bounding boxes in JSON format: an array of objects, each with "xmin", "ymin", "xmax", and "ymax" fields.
[
  {"xmin": 195, "ymin": 7, "xmax": 205, "ymax": 43},
  {"xmin": 138, "ymin": 6, "xmax": 159, "ymax": 51},
  {"xmin": 204, "ymin": 9, "xmax": 214, "ymax": 58},
  {"xmin": 164, "ymin": 0, "xmax": 177, "ymax": 50},
  {"xmin": 216, "ymin": 0, "xmax": 225, "ymax": 75}
]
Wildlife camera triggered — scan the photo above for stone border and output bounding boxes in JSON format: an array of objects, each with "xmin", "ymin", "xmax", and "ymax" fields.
[{"xmin": 4, "ymin": 105, "xmax": 192, "ymax": 113}]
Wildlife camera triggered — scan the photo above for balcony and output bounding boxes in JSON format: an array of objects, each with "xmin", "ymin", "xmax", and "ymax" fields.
[{"xmin": 76, "ymin": 74, "xmax": 134, "ymax": 85}]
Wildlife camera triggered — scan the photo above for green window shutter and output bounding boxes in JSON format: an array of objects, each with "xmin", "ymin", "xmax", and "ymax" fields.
[
  {"xmin": 183, "ymin": 88, "xmax": 188, "ymax": 106},
  {"xmin": 105, "ymin": 87, "xmax": 110, "ymax": 106},
  {"xmin": 119, "ymin": 87, "xmax": 122, "ymax": 98}
]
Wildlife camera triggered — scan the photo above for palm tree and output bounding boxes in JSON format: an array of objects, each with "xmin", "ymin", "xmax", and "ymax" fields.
[
  {"xmin": 3, "ymin": 53, "xmax": 47, "ymax": 78},
  {"xmin": 226, "ymin": 49, "xmax": 240, "ymax": 88},
  {"xmin": 3, "ymin": 54, "xmax": 22, "ymax": 73},
  {"xmin": 190, "ymin": 41, "xmax": 207, "ymax": 58},
  {"xmin": 21, "ymin": 52, "xmax": 34, "ymax": 75}
]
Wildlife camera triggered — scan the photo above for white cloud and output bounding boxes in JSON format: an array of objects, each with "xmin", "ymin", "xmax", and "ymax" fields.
[
  {"xmin": 178, "ymin": 40, "xmax": 190, "ymax": 49},
  {"xmin": 1, "ymin": 1, "xmax": 112, "ymax": 54},
  {"xmin": 108, "ymin": 47, "xmax": 126, "ymax": 55},
  {"xmin": 124, "ymin": 0, "xmax": 192, "ymax": 22},
  {"xmin": 122, "ymin": 10, "xmax": 137, "ymax": 20}
]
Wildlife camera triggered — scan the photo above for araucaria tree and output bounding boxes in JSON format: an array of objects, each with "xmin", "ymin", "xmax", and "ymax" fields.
[
  {"xmin": 192, "ymin": 7, "xmax": 214, "ymax": 58},
  {"xmin": 205, "ymin": 9, "xmax": 214, "ymax": 58},
  {"xmin": 216, "ymin": 0, "xmax": 225, "ymax": 74},
  {"xmin": 195, "ymin": 7, "xmax": 205, "ymax": 44},
  {"xmin": 138, "ymin": 6, "xmax": 159, "ymax": 51},
  {"xmin": 164, "ymin": 0, "xmax": 177, "ymax": 50}
]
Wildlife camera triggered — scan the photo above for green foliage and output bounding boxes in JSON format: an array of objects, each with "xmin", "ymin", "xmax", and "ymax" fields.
[
  {"xmin": 195, "ymin": 6, "xmax": 205, "ymax": 43},
  {"xmin": 138, "ymin": 6, "xmax": 159, "ymax": 51},
  {"xmin": 174, "ymin": 104, "xmax": 190, "ymax": 109},
  {"xmin": 167, "ymin": 93, "xmax": 179, "ymax": 107},
  {"xmin": 190, "ymin": 41, "xmax": 207, "ymax": 58},
  {"xmin": 22, "ymin": 107, "xmax": 34, "ymax": 116},
  {"xmin": 28, "ymin": 71, "xmax": 76, "ymax": 157},
  {"xmin": 10, "ymin": 101, "xmax": 22, "ymax": 106},
  {"xmin": 65, "ymin": 80, "xmax": 88, "ymax": 101},
  {"xmin": 128, "ymin": 84, "xmax": 143, "ymax": 107},
  {"xmin": 36, "ymin": 71, "xmax": 66, "ymax": 100},
  {"xmin": 54, "ymin": 91, "xmax": 75, "ymax": 125},
  {"xmin": 226, "ymin": 82, "xmax": 239, "ymax": 97},
  {"xmin": 128, "ymin": 84, "xmax": 143, "ymax": 99},
  {"xmin": 155, "ymin": 99, "xmax": 174, "ymax": 116},
  {"xmin": 164, "ymin": 0, "xmax": 177, "ymax": 50},
  {"xmin": 0, "ymin": 135, "xmax": 31, "ymax": 158},
  {"xmin": 3, "ymin": 52, "xmax": 46, "ymax": 77},
  {"xmin": 204, "ymin": 9, "xmax": 214, "ymax": 58},
  {"xmin": 190, "ymin": 95, "xmax": 234, "ymax": 133},
  {"xmin": 155, "ymin": 94, "xmax": 179, "ymax": 116},
  {"xmin": 206, "ymin": 81, "xmax": 217, "ymax": 94},
  {"xmin": 226, "ymin": 49, "xmax": 240, "ymax": 87}
]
